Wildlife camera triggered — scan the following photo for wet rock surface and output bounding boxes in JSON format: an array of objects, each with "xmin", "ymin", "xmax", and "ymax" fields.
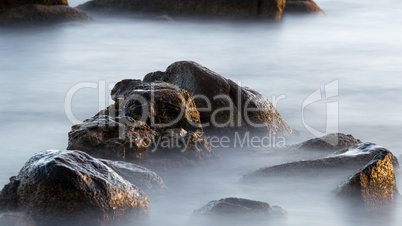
[
  {"xmin": 284, "ymin": 0, "xmax": 323, "ymax": 14},
  {"xmin": 100, "ymin": 159, "xmax": 167, "ymax": 192},
  {"xmin": 0, "ymin": 150, "xmax": 150, "ymax": 225},
  {"xmin": 243, "ymin": 142, "xmax": 401, "ymax": 179},
  {"xmin": 190, "ymin": 197, "xmax": 286, "ymax": 225},
  {"xmin": 78, "ymin": 0, "xmax": 287, "ymax": 20},
  {"xmin": 68, "ymin": 79, "xmax": 214, "ymax": 166},
  {"xmin": 0, "ymin": 1, "xmax": 91, "ymax": 25},
  {"xmin": 144, "ymin": 61, "xmax": 293, "ymax": 137},
  {"xmin": 336, "ymin": 151, "xmax": 399, "ymax": 207}
]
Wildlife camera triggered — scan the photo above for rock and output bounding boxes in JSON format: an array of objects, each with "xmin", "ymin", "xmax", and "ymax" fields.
[
  {"xmin": 336, "ymin": 151, "xmax": 399, "ymax": 207},
  {"xmin": 68, "ymin": 79, "xmax": 214, "ymax": 165},
  {"xmin": 190, "ymin": 197, "xmax": 286, "ymax": 225},
  {"xmin": 0, "ymin": 150, "xmax": 150, "ymax": 225},
  {"xmin": 0, "ymin": 177, "xmax": 19, "ymax": 211},
  {"xmin": 0, "ymin": 212, "xmax": 36, "ymax": 226},
  {"xmin": 294, "ymin": 133, "xmax": 362, "ymax": 153},
  {"xmin": 0, "ymin": 1, "xmax": 92, "ymax": 26},
  {"xmin": 144, "ymin": 61, "xmax": 293, "ymax": 137},
  {"xmin": 284, "ymin": 0, "xmax": 323, "ymax": 14},
  {"xmin": 78, "ymin": 0, "xmax": 286, "ymax": 20},
  {"xmin": 243, "ymin": 142, "xmax": 401, "ymax": 180},
  {"xmin": 0, "ymin": 0, "xmax": 68, "ymax": 13},
  {"xmin": 100, "ymin": 159, "xmax": 167, "ymax": 192}
]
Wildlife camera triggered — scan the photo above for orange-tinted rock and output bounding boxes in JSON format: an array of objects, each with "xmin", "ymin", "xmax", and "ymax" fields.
[{"xmin": 336, "ymin": 151, "xmax": 399, "ymax": 207}]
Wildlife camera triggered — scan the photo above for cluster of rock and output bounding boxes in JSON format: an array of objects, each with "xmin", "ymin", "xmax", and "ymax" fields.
[
  {"xmin": 0, "ymin": 0, "xmax": 91, "ymax": 25},
  {"xmin": 0, "ymin": 0, "xmax": 324, "ymax": 25},
  {"xmin": 1, "ymin": 61, "xmax": 400, "ymax": 225},
  {"xmin": 67, "ymin": 61, "xmax": 292, "ymax": 167},
  {"xmin": 78, "ymin": 0, "xmax": 323, "ymax": 20}
]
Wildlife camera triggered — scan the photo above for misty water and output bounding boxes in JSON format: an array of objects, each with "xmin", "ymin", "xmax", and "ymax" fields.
[{"xmin": 1, "ymin": 0, "xmax": 402, "ymax": 225}]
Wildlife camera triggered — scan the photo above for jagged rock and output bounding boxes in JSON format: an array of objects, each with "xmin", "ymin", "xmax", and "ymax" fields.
[
  {"xmin": 101, "ymin": 159, "xmax": 167, "ymax": 192},
  {"xmin": 68, "ymin": 79, "xmax": 213, "ymax": 165},
  {"xmin": 336, "ymin": 151, "xmax": 399, "ymax": 207},
  {"xmin": 243, "ymin": 142, "xmax": 401, "ymax": 180},
  {"xmin": 144, "ymin": 61, "xmax": 293, "ymax": 137},
  {"xmin": 78, "ymin": 0, "xmax": 287, "ymax": 20},
  {"xmin": 0, "ymin": 1, "xmax": 92, "ymax": 25},
  {"xmin": 190, "ymin": 197, "xmax": 286, "ymax": 225},
  {"xmin": 284, "ymin": 0, "xmax": 323, "ymax": 14},
  {"xmin": 0, "ymin": 150, "xmax": 150, "ymax": 225}
]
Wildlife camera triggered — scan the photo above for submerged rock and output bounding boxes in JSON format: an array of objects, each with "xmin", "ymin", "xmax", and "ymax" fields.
[
  {"xmin": 190, "ymin": 197, "xmax": 286, "ymax": 225},
  {"xmin": 243, "ymin": 142, "xmax": 401, "ymax": 180},
  {"xmin": 284, "ymin": 0, "xmax": 323, "ymax": 14},
  {"xmin": 0, "ymin": 1, "xmax": 91, "ymax": 25},
  {"xmin": 101, "ymin": 159, "xmax": 167, "ymax": 192},
  {"xmin": 0, "ymin": 150, "xmax": 150, "ymax": 225},
  {"xmin": 294, "ymin": 133, "xmax": 362, "ymax": 153},
  {"xmin": 336, "ymin": 151, "xmax": 399, "ymax": 207},
  {"xmin": 68, "ymin": 79, "xmax": 214, "ymax": 166},
  {"xmin": 144, "ymin": 61, "xmax": 293, "ymax": 137},
  {"xmin": 78, "ymin": 0, "xmax": 287, "ymax": 20}
]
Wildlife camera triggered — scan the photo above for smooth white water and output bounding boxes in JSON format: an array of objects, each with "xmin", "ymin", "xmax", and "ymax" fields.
[{"xmin": 1, "ymin": 0, "xmax": 402, "ymax": 225}]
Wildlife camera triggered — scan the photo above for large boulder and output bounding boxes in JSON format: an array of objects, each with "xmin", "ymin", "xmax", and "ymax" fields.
[
  {"xmin": 0, "ymin": 1, "xmax": 91, "ymax": 25},
  {"xmin": 284, "ymin": 0, "xmax": 323, "ymax": 14},
  {"xmin": 190, "ymin": 197, "xmax": 286, "ymax": 225},
  {"xmin": 68, "ymin": 79, "xmax": 214, "ymax": 165},
  {"xmin": 78, "ymin": 0, "xmax": 286, "ymax": 20},
  {"xmin": 336, "ymin": 151, "xmax": 399, "ymax": 207},
  {"xmin": 243, "ymin": 142, "xmax": 401, "ymax": 180},
  {"xmin": 144, "ymin": 61, "xmax": 293, "ymax": 137},
  {"xmin": 0, "ymin": 150, "xmax": 150, "ymax": 225},
  {"xmin": 101, "ymin": 159, "xmax": 167, "ymax": 192}
]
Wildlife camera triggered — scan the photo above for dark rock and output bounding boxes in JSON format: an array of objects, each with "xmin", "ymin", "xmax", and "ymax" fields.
[
  {"xmin": 78, "ymin": 0, "xmax": 286, "ymax": 20},
  {"xmin": 0, "ymin": 150, "xmax": 150, "ymax": 225},
  {"xmin": 243, "ymin": 142, "xmax": 401, "ymax": 180},
  {"xmin": 284, "ymin": 0, "xmax": 323, "ymax": 14},
  {"xmin": 0, "ymin": 1, "xmax": 92, "ymax": 26},
  {"xmin": 143, "ymin": 61, "xmax": 293, "ymax": 137},
  {"xmin": 0, "ymin": 177, "xmax": 19, "ymax": 211},
  {"xmin": 190, "ymin": 197, "xmax": 286, "ymax": 225},
  {"xmin": 0, "ymin": 0, "xmax": 68, "ymax": 13},
  {"xmin": 295, "ymin": 133, "xmax": 362, "ymax": 153},
  {"xmin": 100, "ymin": 159, "xmax": 167, "ymax": 192},
  {"xmin": 336, "ymin": 151, "xmax": 399, "ymax": 207},
  {"xmin": 0, "ymin": 212, "xmax": 36, "ymax": 226},
  {"xmin": 68, "ymin": 79, "xmax": 214, "ymax": 165}
]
